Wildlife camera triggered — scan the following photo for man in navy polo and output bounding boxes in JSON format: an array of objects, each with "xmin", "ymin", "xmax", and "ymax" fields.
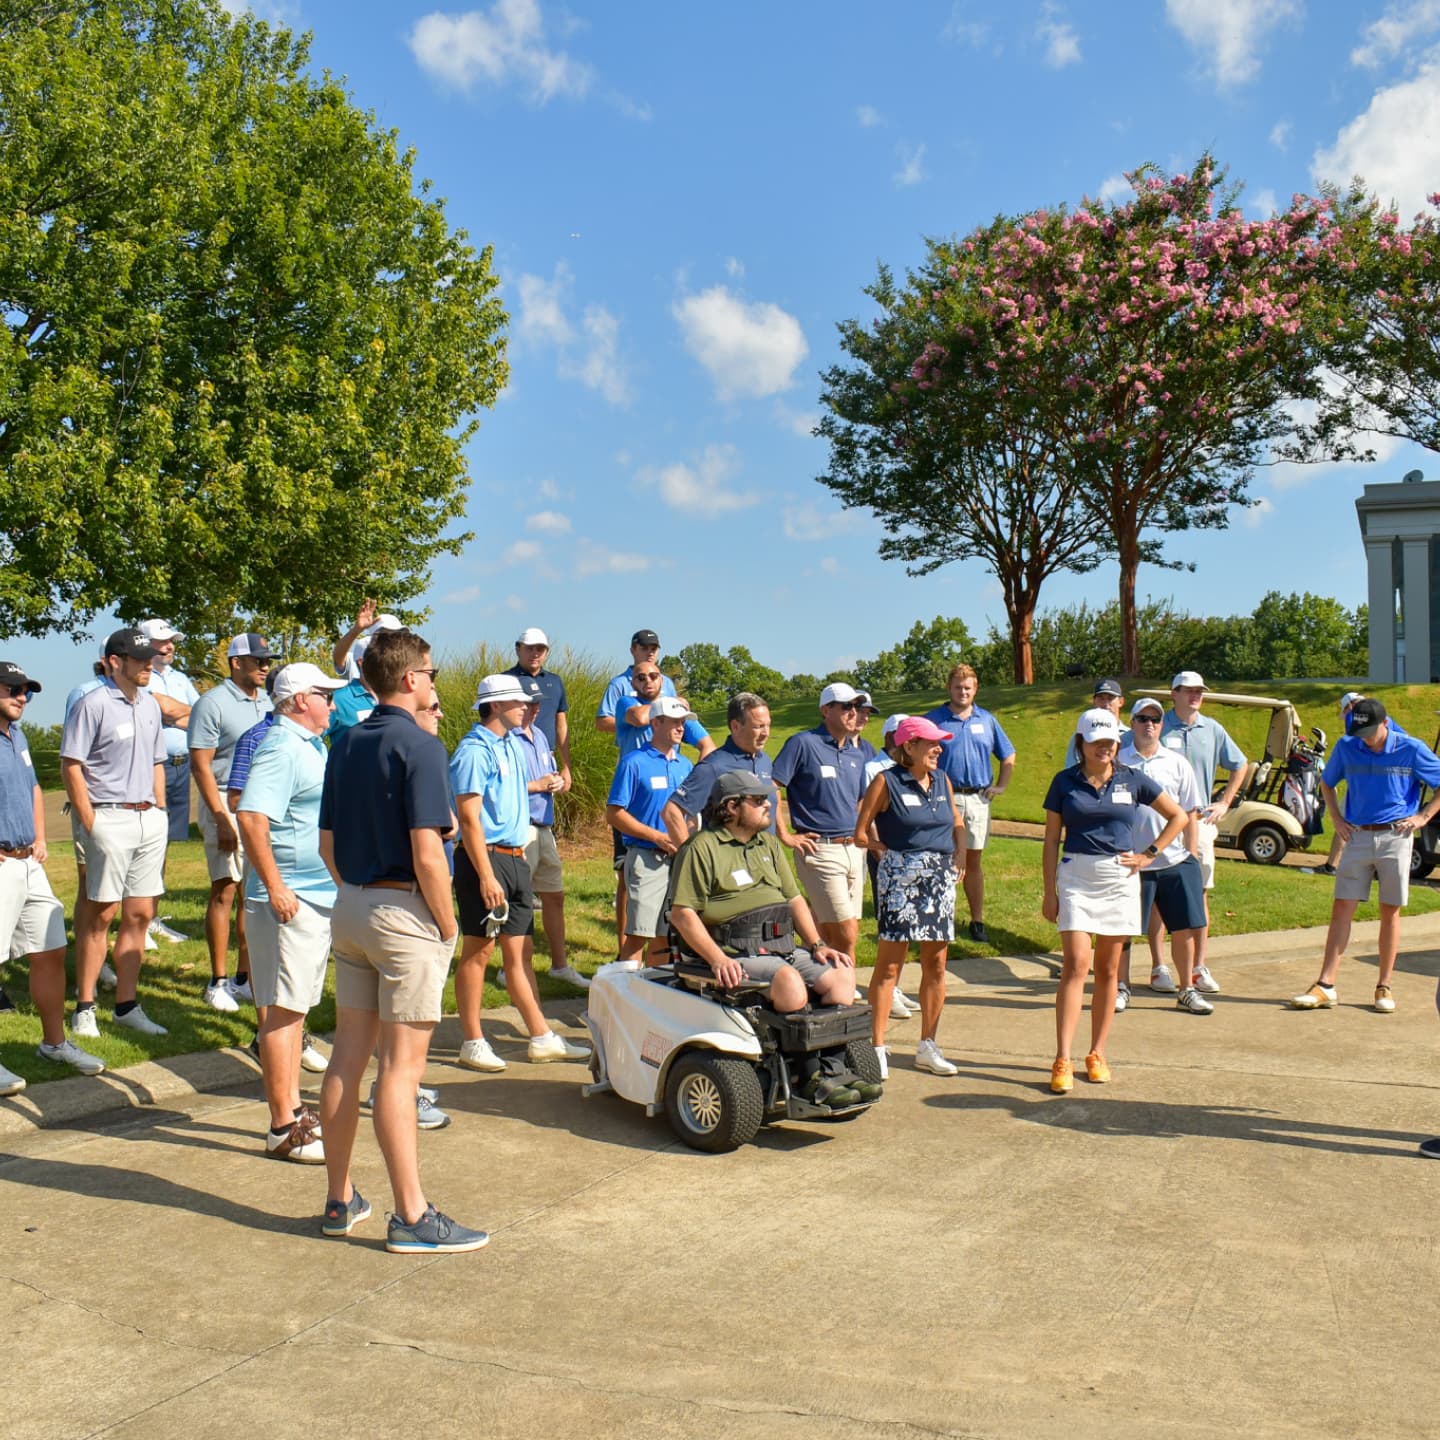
[
  {"xmin": 1290, "ymin": 699, "xmax": 1440, "ymax": 1018},
  {"xmin": 318, "ymin": 628, "xmax": 484, "ymax": 1254},
  {"xmin": 925, "ymin": 663, "xmax": 1015, "ymax": 944},
  {"xmin": 772, "ymin": 682, "xmax": 876, "ymax": 960},
  {"xmin": 662, "ymin": 691, "xmax": 774, "ymax": 844},
  {"xmin": 607, "ymin": 698, "xmax": 695, "ymax": 961},
  {"xmin": 506, "ymin": 627, "xmax": 571, "ymax": 783}
]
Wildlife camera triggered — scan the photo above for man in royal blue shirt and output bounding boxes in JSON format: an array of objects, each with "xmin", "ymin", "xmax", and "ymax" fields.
[
  {"xmin": 924, "ymin": 663, "xmax": 1015, "ymax": 944},
  {"xmin": 1290, "ymin": 698, "xmax": 1440, "ymax": 1017}
]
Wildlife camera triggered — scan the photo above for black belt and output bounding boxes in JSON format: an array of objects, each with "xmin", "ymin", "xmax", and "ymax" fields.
[{"xmin": 956, "ymin": 786, "xmax": 987, "ymax": 795}]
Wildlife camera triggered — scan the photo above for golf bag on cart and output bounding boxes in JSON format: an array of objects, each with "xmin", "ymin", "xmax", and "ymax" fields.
[{"xmin": 1281, "ymin": 729, "xmax": 1327, "ymax": 838}]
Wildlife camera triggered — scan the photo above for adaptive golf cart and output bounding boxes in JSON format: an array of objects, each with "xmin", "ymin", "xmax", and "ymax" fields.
[
  {"xmin": 1136, "ymin": 691, "xmax": 1328, "ymax": 865},
  {"xmin": 582, "ymin": 958, "xmax": 883, "ymax": 1153}
]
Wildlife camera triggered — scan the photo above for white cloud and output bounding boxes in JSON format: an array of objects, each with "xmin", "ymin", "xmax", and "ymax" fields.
[
  {"xmin": 526, "ymin": 510, "xmax": 571, "ymax": 534},
  {"xmin": 503, "ymin": 539, "xmax": 543, "ymax": 565},
  {"xmin": 638, "ymin": 444, "xmax": 759, "ymax": 517},
  {"xmin": 894, "ymin": 142, "xmax": 927, "ymax": 188},
  {"xmin": 672, "ymin": 286, "xmax": 809, "ymax": 401},
  {"xmin": 1241, "ymin": 496, "xmax": 1275, "ymax": 527},
  {"xmin": 409, "ymin": 0, "xmax": 594, "ymax": 101},
  {"xmin": 1098, "ymin": 173, "xmax": 1133, "ymax": 205},
  {"xmin": 856, "ymin": 104, "xmax": 884, "ymax": 127},
  {"xmin": 942, "ymin": 3, "xmax": 990, "ymax": 46},
  {"xmin": 1249, "ymin": 186, "xmax": 1278, "ymax": 216},
  {"xmin": 538, "ymin": 478, "xmax": 562, "ymax": 500},
  {"xmin": 516, "ymin": 265, "xmax": 631, "ymax": 405},
  {"xmin": 1269, "ymin": 119, "xmax": 1292, "ymax": 151},
  {"xmin": 724, "ymin": 256, "xmax": 745, "ymax": 278},
  {"xmin": 575, "ymin": 541, "xmax": 653, "ymax": 577},
  {"xmin": 1037, "ymin": 3, "xmax": 1082, "ymax": 67},
  {"xmin": 562, "ymin": 304, "xmax": 631, "ymax": 405},
  {"xmin": 818, "ymin": 556, "xmax": 842, "ymax": 575},
  {"xmin": 1352, "ymin": 1, "xmax": 1440, "ymax": 68},
  {"xmin": 1164, "ymin": 0, "xmax": 1300, "ymax": 88},
  {"xmin": 516, "ymin": 263, "xmax": 574, "ymax": 346},
  {"xmin": 774, "ymin": 402, "xmax": 820, "ymax": 438},
  {"xmin": 442, "ymin": 584, "xmax": 483, "ymax": 604},
  {"xmin": 782, "ymin": 501, "xmax": 866, "ymax": 542},
  {"xmin": 503, "ymin": 593, "xmax": 526, "ymax": 611},
  {"xmin": 1313, "ymin": 58, "xmax": 1440, "ymax": 219}
]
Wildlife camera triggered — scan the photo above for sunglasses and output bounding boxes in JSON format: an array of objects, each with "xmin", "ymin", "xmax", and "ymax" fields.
[
  {"xmin": 1132, "ymin": 714, "xmax": 1162, "ymax": 724},
  {"xmin": 410, "ymin": 667, "xmax": 439, "ymax": 681},
  {"xmin": 425, "ymin": 701, "xmax": 443, "ymax": 714}
]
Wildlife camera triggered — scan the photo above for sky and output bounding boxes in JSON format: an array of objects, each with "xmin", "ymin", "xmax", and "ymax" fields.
[{"xmin": 18, "ymin": 0, "xmax": 1440, "ymax": 721}]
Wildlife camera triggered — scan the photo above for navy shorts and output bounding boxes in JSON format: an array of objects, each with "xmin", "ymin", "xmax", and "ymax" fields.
[{"xmin": 1140, "ymin": 855, "xmax": 1206, "ymax": 934}]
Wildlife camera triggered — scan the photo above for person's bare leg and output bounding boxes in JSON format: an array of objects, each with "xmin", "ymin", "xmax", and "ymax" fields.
[
  {"xmin": 618, "ymin": 933, "xmax": 648, "ymax": 961},
  {"xmin": 962, "ymin": 849, "xmax": 985, "ymax": 924},
  {"xmin": 818, "ymin": 917, "xmax": 857, "ymax": 955},
  {"xmin": 320, "ymin": 1005, "xmax": 379, "ymax": 1208},
  {"xmin": 1317, "ymin": 898, "xmax": 1360, "ymax": 985},
  {"xmin": 30, "ymin": 947, "xmax": 68, "ymax": 1046},
  {"xmin": 812, "ymin": 966, "xmax": 856, "ymax": 1006},
  {"xmin": 453, "ymin": 936, "xmax": 490, "ymax": 1041},
  {"xmin": 538, "ymin": 890, "xmax": 567, "ymax": 967},
  {"xmin": 868, "ymin": 941, "xmax": 906, "ymax": 1048},
  {"xmin": 73, "ymin": 874, "xmax": 110, "ymax": 1004},
  {"xmin": 1195, "ymin": 890, "xmax": 1212, "ymax": 974},
  {"xmin": 500, "ymin": 933, "xmax": 549, "ymax": 1036},
  {"xmin": 1170, "ymin": 929, "xmax": 1200, "ymax": 989},
  {"xmin": 1055, "ymin": 931, "xmax": 1093, "ymax": 1060},
  {"xmin": 205, "ymin": 878, "xmax": 236, "ymax": 982},
  {"xmin": 917, "ymin": 942, "xmax": 948, "ymax": 1042},
  {"xmin": 373, "ymin": 1019, "xmax": 436, "ymax": 1224},
  {"xmin": 1089, "ymin": 937, "xmax": 1124, "ymax": 1056},
  {"xmin": 1377, "ymin": 903, "xmax": 1402, "ymax": 987},
  {"xmin": 112, "ymin": 898, "xmax": 156, "ymax": 1004},
  {"xmin": 259, "ymin": 1005, "xmax": 305, "ymax": 1129}
]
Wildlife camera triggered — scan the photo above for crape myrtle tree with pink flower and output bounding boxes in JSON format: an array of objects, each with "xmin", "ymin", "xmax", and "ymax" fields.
[{"xmin": 818, "ymin": 155, "xmax": 1346, "ymax": 680}]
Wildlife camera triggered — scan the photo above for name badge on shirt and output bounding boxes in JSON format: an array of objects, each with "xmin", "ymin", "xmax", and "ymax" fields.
[
  {"xmin": 21, "ymin": 751, "xmax": 31, "ymax": 767},
  {"xmin": 116, "ymin": 722, "xmax": 134, "ymax": 740},
  {"xmin": 649, "ymin": 774, "xmax": 669, "ymax": 789},
  {"xmin": 1164, "ymin": 735, "xmax": 1183, "ymax": 750},
  {"xmin": 969, "ymin": 722, "xmax": 985, "ymax": 734},
  {"xmin": 357, "ymin": 708, "xmax": 373, "ymax": 722},
  {"xmin": 730, "ymin": 868, "xmax": 754, "ymax": 886},
  {"xmin": 819, "ymin": 764, "xmax": 837, "ymax": 779},
  {"xmin": 1111, "ymin": 788, "xmax": 1133, "ymax": 805},
  {"xmin": 901, "ymin": 793, "xmax": 921, "ymax": 807}
]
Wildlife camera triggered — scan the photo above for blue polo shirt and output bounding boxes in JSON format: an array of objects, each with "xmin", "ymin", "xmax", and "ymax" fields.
[
  {"xmin": 328, "ymin": 678, "xmax": 377, "ymax": 738},
  {"xmin": 320, "ymin": 704, "xmax": 453, "ymax": 885},
  {"xmin": 449, "ymin": 724, "xmax": 529, "ymax": 848},
  {"xmin": 227, "ymin": 713, "xmax": 277, "ymax": 796},
  {"xmin": 61, "ymin": 680, "xmax": 167, "ymax": 803},
  {"xmin": 239, "ymin": 716, "xmax": 335, "ymax": 904},
  {"xmin": 1158, "ymin": 712, "xmax": 1246, "ymax": 799},
  {"xmin": 924, "ymin": 704, "xmax": 1015, "ymax": 789},
  {"xmin": 597, "ymin": 666, "xmax": 676, "ymax": 745},
  {"xmin": 0, "ymin": 721, "xmax": 38, "ymax": 846},
  {"xmin": 771, "ymin": 725, "xmax": 876, "ymax": 835},
  {"xmin": 63, "ymin": 675, "xmax": 106, "ymax": 724},
  {"xmin": 608, "ymin": 744, "xmax": 693, "ymax": 849},
  {"xmin": 513, "ymin": 723, "xmax": 557, "ymax": 826},
  {"xmin": 1322, "ymin": 727, "xmax": 1440, "ymax": 825},
  {"xmin": 874, "ymin": 768, "xmax": 957, "ymax": 854},
  {"xmin": 1044, "ymin": 763, "xmax": 1164, "ymax": 856},
  {"xmin": 614, "ymin": 695, "xmax": 709, "ymax": 755},
  {"xmin": 505, "ymin": 664, "xmax": 568, "ymax": 749},
  {"xmin": 189, "ymin": 678, "xmax": 272, "ymax": 784},
  {"xmin": 146, "ymin": 662, "xmax": 201, "ymax": 760},
  {"xmin": 670, "ymin": 738, "xmax": 776, "ymax": 822}
]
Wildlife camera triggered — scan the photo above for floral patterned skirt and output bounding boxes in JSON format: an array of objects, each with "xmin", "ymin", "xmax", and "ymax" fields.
[{"xmin": 876, "ymin": 848, "xmax": 956, "ymax": 943}]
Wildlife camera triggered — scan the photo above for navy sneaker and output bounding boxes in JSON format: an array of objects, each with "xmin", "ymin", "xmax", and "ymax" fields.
[
  {"xmin": 1419, "ymin": 1138, "xmax": 1440, "ymax": 1160},
  {"xmin": 386, "ymin": 1205, "xmax": 489, "ymax": 1255},
  {"xmin": 321, "ymin": 1187, "xmax": 372, "ymax": 1237}
]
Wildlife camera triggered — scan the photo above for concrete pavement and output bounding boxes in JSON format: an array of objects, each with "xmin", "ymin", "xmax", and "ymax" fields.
[{"xmin": 5, "ymin": 917, "xmax": 1440, "ymax": 1439}]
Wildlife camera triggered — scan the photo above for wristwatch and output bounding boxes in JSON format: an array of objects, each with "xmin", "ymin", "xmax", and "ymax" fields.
[{"xmin": 1143, "ymin": 843, "xmax": 1159, "ymax": 857}]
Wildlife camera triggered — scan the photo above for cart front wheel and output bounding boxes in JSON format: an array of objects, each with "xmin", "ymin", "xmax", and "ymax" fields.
[
  {"xmin": 1411, "ymin": 845, "xmax": 1435, "ymax": 880},
  {"xmin": 1242, "ymin": 823, "xmax": 1287, "ymax": 865},
  {"xmin": 664, "ymin": 1053, "xmax": 764, "ymax": 1153}
]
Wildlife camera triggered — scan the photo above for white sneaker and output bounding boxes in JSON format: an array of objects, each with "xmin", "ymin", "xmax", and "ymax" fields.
[
  {"xmin": 0, "ymin": 1062, "xmax": 25, "ymax": 1096},
  {"xmin": 226, "ymin": 977, "xmax": 254, "ymax": 1003},
  {"xmin": 1176, "ymin": 986, "xmax": 1215, "ymax": 1016},
  {"xmin": 457, "ymin": 1036, "xmax": 506, "ymax": 1072},
  {"xmin": 299, "ymin": 1032, "xmax": 329, "ymax": 1073},
  {"xmin": 143, "ymin": 929, "xmax": 158, "ymax": 952},
  {"xmin": 1192, "ymin": 966, "xmax": 1221, "ymax": 995},
  {"xmin": 1114, "ymin": 983, "xmax": 1130, "ymax": 1013},
  {"xmin": 72, "ymin": 1007, "xmax": 100, "ymax": 1039},
  {"xmin": 149, "ymin": 917, "xmax": 189, "ymax": 944},
  {"xmin": 114, "ymin": 1004, "xmax": 167, "ymax": 1036},
  {"xmin": 97, "ymin": 961, "xmax": 117, "ymax": 991},
  {"xmin": 889, "ymin": 990, "xmax": 914, "ymax": 1020},
  {"xmin": 1149, "ymin": 966, "xmax": 1177, "ymax": 994},
  {"xmin": 875, "ymin": 1046, "xmax": 889, "ymax": 1081},
  {"xmin": 547, "ymin": 965, "xmax": 591, "ymax": 990},
  {"xmin": 527, "ymin": 1031, "xmax": 592, "ymax": 1064},
  {"xmin": 203, "ymin": 980, "xmax": 240, "ymax": 1013},
  {"xmin": 265, "ymin": 1118, "xmax": 325, "ymax": 1164},
  {"xmin": 915, "ymin": 1038, "xmax": 959, "ymax": 1076},
  {"xmin": 38, "ymin": 1038, "xmax": 106, "ymax": 1075}
]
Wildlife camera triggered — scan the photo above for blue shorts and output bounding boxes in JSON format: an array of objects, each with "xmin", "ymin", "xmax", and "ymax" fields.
[{"xmin": 1139, "ymin": 855, "xmax": 1206, "ymax": 934}]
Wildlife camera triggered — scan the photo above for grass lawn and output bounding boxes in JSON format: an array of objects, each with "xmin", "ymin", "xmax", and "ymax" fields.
[{"xmin": 5, "ymin": 826, "xmax": 1431, "ymax": 1087}]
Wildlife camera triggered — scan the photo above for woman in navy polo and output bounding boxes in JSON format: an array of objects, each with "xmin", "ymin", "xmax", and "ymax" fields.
[
  {"xmin": 1042, "ymin": 709, "xmax": 1187, "ymax": 1094},
  {"xmin": 854, "ymin": 716, "xmax": 965, "ymax": 1080}
]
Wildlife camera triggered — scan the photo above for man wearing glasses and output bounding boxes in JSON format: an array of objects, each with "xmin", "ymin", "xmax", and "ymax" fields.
[
  {"xmin": 0, "ymin": 661, "xmax": 105, "ymax": 1091},
  {"xmin": 771, "ymin": 682, "xmax": 877, "ymax": 962},
  {"xmin": 60, "ymin": 629, "xmax": 171, "ymax": 1039},
  {"xmin": 236, "ymin": 663, "xmax": 344, "ymax": 1162},
  {"xmin": 189, "ymin": 633, "xmax": 279, "ymax": 1012}
]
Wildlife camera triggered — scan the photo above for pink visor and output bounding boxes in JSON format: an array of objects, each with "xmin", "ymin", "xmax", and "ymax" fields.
[{"xmin": 894, "ymin": 717, "xmax": 952, "ymax": 746}]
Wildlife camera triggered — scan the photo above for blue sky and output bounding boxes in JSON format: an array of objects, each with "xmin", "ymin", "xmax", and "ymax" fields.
[{"xmin": 19, "ymin": 0, "xmax": 1440, "ymax": 720}]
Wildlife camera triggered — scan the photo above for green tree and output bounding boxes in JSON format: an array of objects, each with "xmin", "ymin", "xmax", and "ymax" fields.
[
  {"xmin": 0, "ymin": 0, "xmax": 507, "ymax": 642},
  {"xmin": 857, "ymin": 615, "xmax": 974, "ymax": 694}
]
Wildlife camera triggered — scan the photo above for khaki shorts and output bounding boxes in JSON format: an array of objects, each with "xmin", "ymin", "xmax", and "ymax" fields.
[
  {"xmin": 198, "ymin": 804, "xmax": 245, "ymax": 884},
  {"xmin": 0, "ymin": 856, "xmax": 66, "ymax": 958},
  {"xmin": 623, "ymin": 846, "xmax": 672, "ymax": 938},
  {"xmin": 794, "ymin": 841, "xmax": 865, "ymax": 925},
  {"xmin": 956, "ymin": 792, "xmax": 991, "ymax": 851},
  {"xmin": 1196, "ymin": 819, "xmax": 1218, "ymax": 889},
  {"xmin": 525, "ymin": 823, "xmax": 564, "ymax": 893},
  {"xmin": 330, "ymin": 883, "xmax": 454, "ymax": 1024},
  {"xmin": 244, "ymin": 894, "xmax": 332, "ymax": 1012},
  {"xmin": 1335, "ymin": 827, "xmax": 1411, "ymax": 908},
  {"xmin": 85, "ymin": 807, "xmax": 168, "ymax": 904}
]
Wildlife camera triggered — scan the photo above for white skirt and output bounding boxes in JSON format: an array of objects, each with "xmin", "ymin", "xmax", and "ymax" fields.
[{"xmin": 1056, "ymin": 852, "xmax": 1140, "ymax": 936}]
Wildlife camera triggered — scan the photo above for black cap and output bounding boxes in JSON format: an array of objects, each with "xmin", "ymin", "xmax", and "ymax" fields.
[
  {"xmin": 631, "ymin": 629, "xmax": 661, "ymax": 648},
  {"xmin": 1092, "ymin": 677, "xmax": 1123, "ymax": 698},
  {"xmin": 0, "ymin": 661, "xmax": 41, "ymax": 694},
  {"xmin": 715, "ymin": 771, "xmax": 771, "ymax": 801},
  {"xmin": 1347, "ymin": 698, "xmax": 1387, "ymax": 738},
  {"xmin": 104, "ymin": 628, "xmax": 160, "ymax": 661}
]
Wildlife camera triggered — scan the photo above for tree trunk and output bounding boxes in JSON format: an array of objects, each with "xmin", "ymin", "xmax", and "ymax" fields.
[
  {"xmin": 1008, "ymin": 596, "xmax": 1035, "ymax": 684},
  {"xmin": 1117, "ymin": 531, "xmax": 1141, "ymax": 676}
]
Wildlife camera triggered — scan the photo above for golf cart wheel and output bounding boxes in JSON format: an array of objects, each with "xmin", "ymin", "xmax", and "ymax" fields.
[
  {"xmin": 1241, "ymin": 822, "xmax": 1287, "ymax": 865},
  {"xmin": 1411, "ymin": 848, "xmax": 1435, "ymax": 880},
  {"xmin": 664, "ymin": 1053, "xmax": 764, "ymax": 1153},
  {"xmin": 845, "ymin": 1039, "xmax": 883, "ymax": 1086}
]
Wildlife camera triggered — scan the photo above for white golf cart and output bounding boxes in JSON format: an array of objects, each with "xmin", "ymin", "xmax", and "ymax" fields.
[
  {"xmin": 582, "ymin": 958, "xmax": 882, "ymax": 1152},
  {"xmin": 1135, "ymin": 690, "xmax": 1327, "ymax": 865}
]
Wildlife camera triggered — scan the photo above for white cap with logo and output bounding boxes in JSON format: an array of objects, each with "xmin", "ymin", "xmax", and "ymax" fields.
[
  {"xmin": 139, "ymin": 619, "xmax": 184, "ymax": 642},
  {"xmin": 820, "ymin": 682, "xmax": 874, "ymax": 708},
  {"xmin": 1171, "ymin": 670, "xmax": 1207, "ymax": 690},
  {"xmin": 1075, "ymin": 707, "xmax": 1122, "ymax": 744},
  {"xmin": 516, "ymin": 627, "xmax": 550, "ymax": 647},
  {"xmin": 272, "ymin": 663, "xmax": 345, "ymax": 704},
  {"xmin": 650, "ymin": 696, "xmax": 698, "ymax": 722}
]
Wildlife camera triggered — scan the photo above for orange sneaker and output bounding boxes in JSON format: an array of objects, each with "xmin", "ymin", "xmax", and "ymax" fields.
[
  {"xmin": 1050, "ymin": 1058, "xmax": 1073, "ymax": 1094},
  {"xmin": 1085, "ymin": 1052, "xmax": 1111, "ymax": 1083}
]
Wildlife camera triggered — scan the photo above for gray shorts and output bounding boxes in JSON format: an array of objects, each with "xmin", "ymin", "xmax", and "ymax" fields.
[
  {"xmin": 623, "ymin": 846, "xmax": 672, "ymax": 938},
  {"xmin": 85, "ymin": 807, "xmax": 168, "ymax": 904},
  {"xmin": 244, "ymin": 894, "xmax": 332, "ymax": 1012},
  {"xmin": 737, "ymin": 949, "xmax": 829, "ymax": 989},
  {"xmin": 1335, "ymin": 827, "xmax": 1411, "ymax": 908}
]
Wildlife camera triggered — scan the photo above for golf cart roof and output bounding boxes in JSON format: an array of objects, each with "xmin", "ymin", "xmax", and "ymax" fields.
[{"xmin": 1134, "ymin": 689, "xmax": 1298, "ymax": 712}]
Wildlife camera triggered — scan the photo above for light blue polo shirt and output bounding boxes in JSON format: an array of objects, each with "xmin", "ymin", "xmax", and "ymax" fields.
[
  {"xmin": 60, "ymin": 680, "xmax": 167, "ymax": 803},
  {"xmin": 608, "ymin": 743, "xmax": 694, "ymax": 849},
  {"xmin": 238, "ymin": 716, "xmax": 335, "ymax": 904},
  {"xmin": 924, "ymin": 704, "xmax": 1015, "ymax": 790},
  {"xmin": 514, "ymin": 723, "xmax": 557, "ymax": 826},
  {"xmin": 0, "ymin": 721, "xmax": 38, "ymax": 846},
  {"xmin": 597, "ymin": 666, "xmax": 677, "ymax": 747},
  {"xmin": 1159, "ymin": 711, "xmax": 1246, "ymax": 800},
  {"xmin": 63, "ymin": 675, "xmax": 106, "ymax": 724},
  {"xmin": 146, "ymin": 662, "xmax": 201, "ymax": 760},
  {"xmin": 450, "ymin": 724, "xmax": 529, "ymax": 848},
  {"xmin": 1322, "ymin": 727, "xmax": 1440, "ymax": 825},
  {"xmin": 188, "ymin": 678, "xmax": 272, "ymax": 784}
]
